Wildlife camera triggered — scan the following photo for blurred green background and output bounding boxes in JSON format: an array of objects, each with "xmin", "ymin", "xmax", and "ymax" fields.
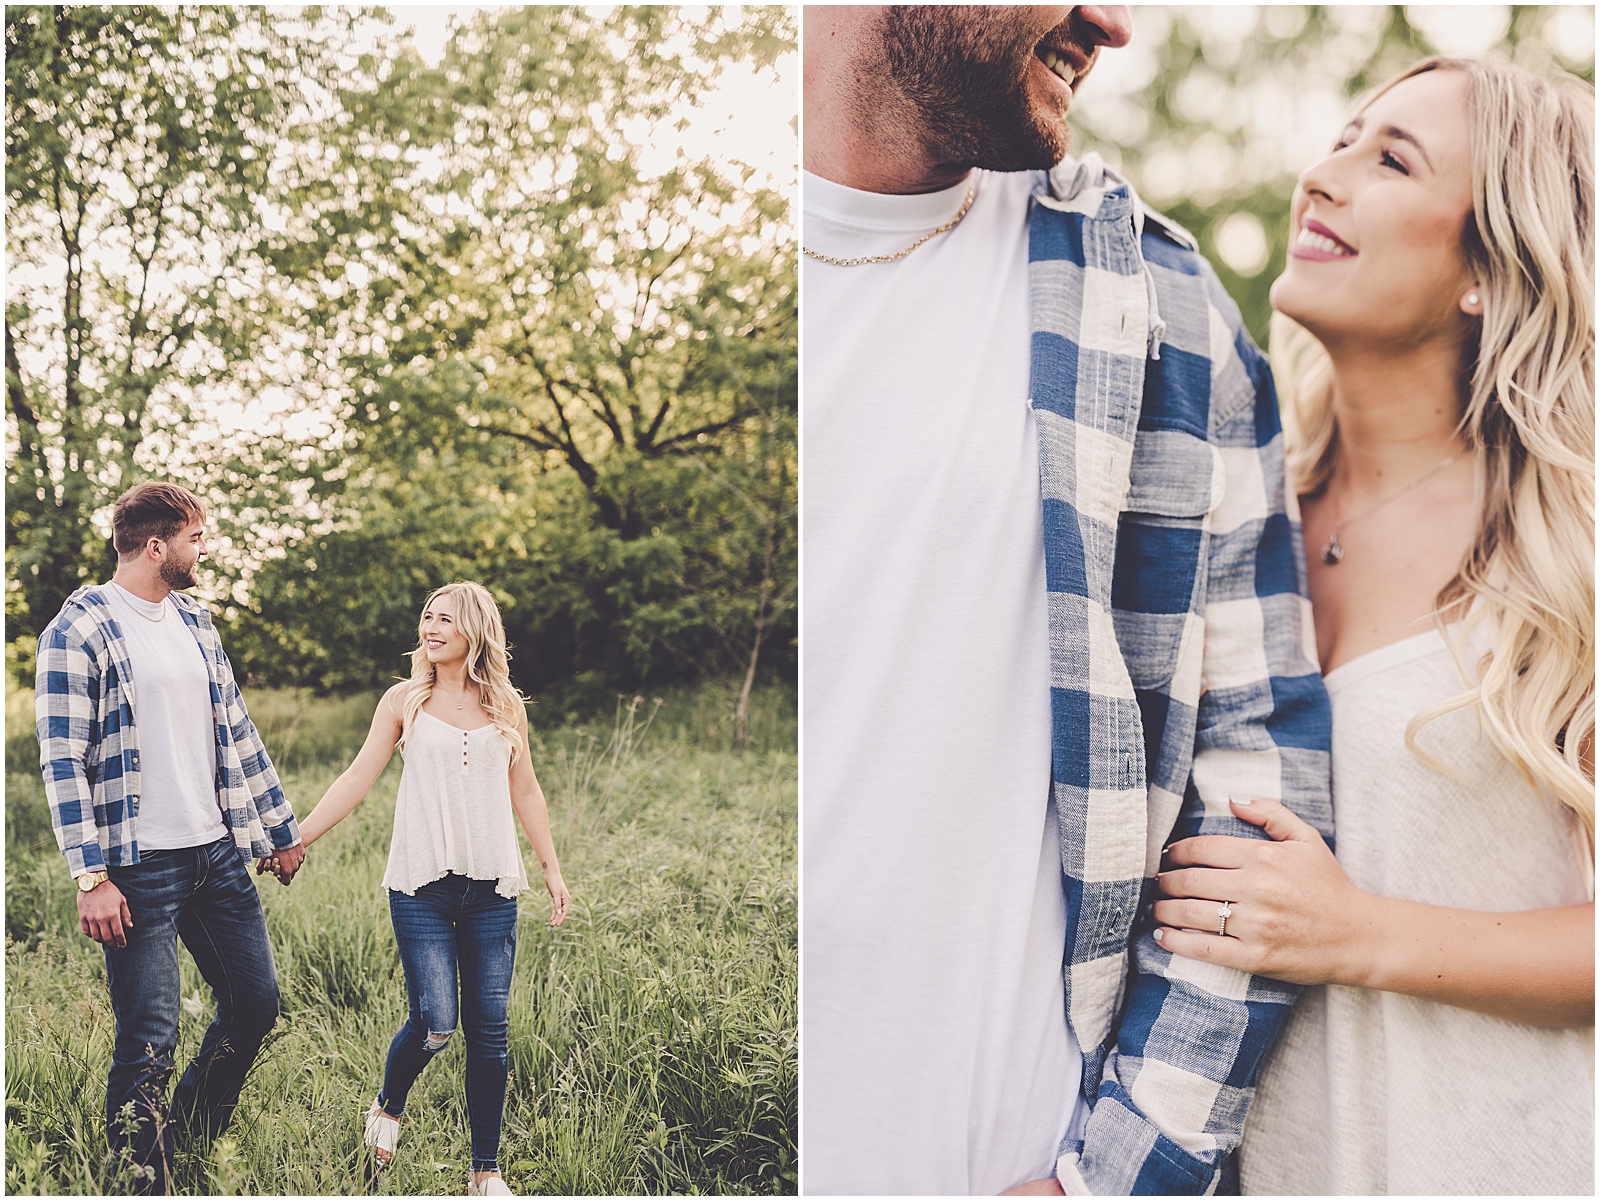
[{"xmin": 1065, "ymin": 4, "xmax": 1596, "ymax": 348}]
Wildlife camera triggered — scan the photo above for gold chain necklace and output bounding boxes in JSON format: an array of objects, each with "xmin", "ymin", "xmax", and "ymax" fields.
[
  {"xmin": 802, "ymin": 182, "xmax": 977, "ymax": 267},
  {"xmin": 112, "ymin": 583, "xmax": 167, "ymax": 622},
  {"xmin": 1321, "ymin": 453, "xmax": 1460, "ymax": 565}
]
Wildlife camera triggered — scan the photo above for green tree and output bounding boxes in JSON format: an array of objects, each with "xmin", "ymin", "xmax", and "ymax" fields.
[
  {"xmin": 229, "ymin": 6, "xmax": 797, "ymax": 703},
  {"xmin": 4, "ymin": 5, "xmax": 338, "ymax": 640},
  {"xmin": 6, "ymin": 6, "xmax": 798, "ymax": 707}
]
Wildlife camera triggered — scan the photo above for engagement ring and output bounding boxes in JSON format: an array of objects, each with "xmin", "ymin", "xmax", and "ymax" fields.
[{"xmin": 1217, "ymin": 901, "xmax": 1234, "ymax": 938}]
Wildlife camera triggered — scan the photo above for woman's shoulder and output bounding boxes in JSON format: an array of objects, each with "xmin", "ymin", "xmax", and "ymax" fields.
[{"xmin": 378, "ymin": 681, "xmax": 410, "ymax": 721}]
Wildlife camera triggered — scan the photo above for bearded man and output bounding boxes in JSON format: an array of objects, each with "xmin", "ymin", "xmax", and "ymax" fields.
[
  {"xmin": 35, "ymin": 481, "xmax": 304, "ymax": 1193},
  {"xmin": 802, "ymin": 7, "xmax": 1332, "ymax": 1194}
]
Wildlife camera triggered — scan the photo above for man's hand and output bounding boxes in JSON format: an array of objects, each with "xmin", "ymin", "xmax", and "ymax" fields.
[
  {"xmin": 1001, "ymin": 1178, "xmax": 1065, "ymax": 1196},
  {"xmin": 78, "ymin": 880, "xmax": 134, "ymax": 947},
  {"xmin": 256, "ymin": 843, "xmax": 306, "ymax": 886}
]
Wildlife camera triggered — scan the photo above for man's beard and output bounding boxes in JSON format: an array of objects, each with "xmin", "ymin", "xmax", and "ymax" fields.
[
  {"xmin": 159, "ymin": 555, "xmax": 198, "ymax": 591},
  {"xmin": 879, "ymin": 7, "xmax": 1071, "ymax": 174}
]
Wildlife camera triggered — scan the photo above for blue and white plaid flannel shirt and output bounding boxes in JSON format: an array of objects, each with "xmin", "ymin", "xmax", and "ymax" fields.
[
  {"xmin": 1031, "ymin": 158, "xmax": 1332, "ymax": 1195},
  {"xmin": 36, "ymin": 585, "xmax": 300, "ymax": 875}
]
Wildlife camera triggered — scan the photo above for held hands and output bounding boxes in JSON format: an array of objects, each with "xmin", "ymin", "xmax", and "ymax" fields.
[
  {"xmin": 78, "ymin": 880, "xmax": 133, "ymax": 947},
  {"xmin": 1153, "ymin": 797, "xmax": 1379, "ymax": 988},
  {"xmin": 255, "ymin": 842, "xmax": 307, "ymax": 887}
]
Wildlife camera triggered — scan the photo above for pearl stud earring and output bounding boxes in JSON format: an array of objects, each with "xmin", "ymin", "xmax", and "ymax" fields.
[{"xmin": 1466, "ymin": 292, "xmax": 1480, "ymax": 305}]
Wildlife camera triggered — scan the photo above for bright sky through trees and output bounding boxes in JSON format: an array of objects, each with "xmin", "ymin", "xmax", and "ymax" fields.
[{"xmin": 400, "ymin": 5, "xmax": 797, "ymax": 192}]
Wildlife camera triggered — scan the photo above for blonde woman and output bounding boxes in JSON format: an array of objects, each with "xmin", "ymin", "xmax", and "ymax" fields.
[
  {"xmin": 288, "ymin": 582, "xmax": 569, "ymax": 1198},
  {"xmin": 1149, "ymin": 58, "xmax": 1594, "ymax": 1194}
]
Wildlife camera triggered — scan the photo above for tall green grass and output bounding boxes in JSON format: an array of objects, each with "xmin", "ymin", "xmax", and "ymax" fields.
[{"xmin": 5, "ymin": 683, "xmax": 796, "ymax": 1195}]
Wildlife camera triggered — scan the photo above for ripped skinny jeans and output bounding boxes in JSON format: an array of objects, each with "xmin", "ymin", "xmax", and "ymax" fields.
[{"xmin": 378, "ymin": 873, "xmax": 518, "ymax": 1172}]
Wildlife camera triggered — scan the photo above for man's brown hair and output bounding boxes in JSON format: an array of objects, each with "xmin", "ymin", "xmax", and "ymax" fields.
[{"xmin": 112, "ymin": 483, "xmax": 206, "ymax": 560}]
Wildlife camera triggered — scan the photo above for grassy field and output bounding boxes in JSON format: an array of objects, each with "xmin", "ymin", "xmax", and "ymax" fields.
[{"xmin": 4, "ymin": 681, "xmax": 796, "ymax": 1195}]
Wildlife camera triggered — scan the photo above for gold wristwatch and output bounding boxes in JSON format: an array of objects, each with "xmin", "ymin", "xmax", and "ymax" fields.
[{"xmin": 77, "ymin": 870, "xmax": 109, "ymax": 892}]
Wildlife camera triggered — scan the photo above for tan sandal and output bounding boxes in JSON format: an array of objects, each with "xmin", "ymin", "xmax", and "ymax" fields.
[{"xmin": 363, "ymin": 1097, "xmax": 400, "ymax": 1167}]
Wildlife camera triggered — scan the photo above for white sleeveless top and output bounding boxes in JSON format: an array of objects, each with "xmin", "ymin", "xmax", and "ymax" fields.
[
  {"xmin": 1239, "ymin": 623, "xmax": 1595, "ymax": 1196},
  {"xmin": 382, "ymin": 710, "xmax": 530, "ymax": 900}
]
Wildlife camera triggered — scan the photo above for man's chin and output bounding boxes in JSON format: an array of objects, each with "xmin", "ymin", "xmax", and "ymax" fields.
[
  {"xmin": 977, "ymin": 121, "xmax": 1071, "ymax": 173},
  {"xmin": 1035, "ymin": 105, "xmax": 1074, "ymax": 167}
]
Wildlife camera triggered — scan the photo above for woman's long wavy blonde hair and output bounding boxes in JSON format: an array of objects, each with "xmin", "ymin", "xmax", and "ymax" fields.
[
  {"xmin": 399, "ymin": 581, "xmax": 529, "ymax": 765},
  {"xmin": 1273, "ymin": 56, "xmax": 1595, "ymax": 835}
]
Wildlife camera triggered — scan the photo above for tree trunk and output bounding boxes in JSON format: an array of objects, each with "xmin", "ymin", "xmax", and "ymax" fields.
[
  {"xmin": 734, "ymin": 575, "xmax": 772, "ymax": 751},
  {"xmin": 735, "ymin": 409, "xmax": 783, "ymax": 749}
]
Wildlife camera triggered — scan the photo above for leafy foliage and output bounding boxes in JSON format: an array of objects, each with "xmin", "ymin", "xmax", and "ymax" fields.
[
  {"xmin": 236, "ymin": 6, "xmax": 796, "ymax": 704},
  {"xmin": 5, "ymin": 5, "xmax": 338, "ymax": 634},
  {"xmin": 6, "ymin": 6, "xmax": 796, "ymax": 708}
]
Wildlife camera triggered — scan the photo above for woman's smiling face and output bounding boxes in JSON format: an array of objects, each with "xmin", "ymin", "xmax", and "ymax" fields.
[
  {"xmin": 421, "ymin": 591, "xmax": 466, "ymax": 667},
  {"xmin": 1272, "ymin": 68, "xmax": 1479, "ymax": 350}
]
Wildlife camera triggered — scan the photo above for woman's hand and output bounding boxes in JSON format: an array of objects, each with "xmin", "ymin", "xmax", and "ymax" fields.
[
  {"xmin": 511, "ymin": 706, "xmax": 570, "ymax": 929},
  {"xmin": 255, "ymin": 843, "xmax": 306, "ymax": 886},
  {"xmin": 1157, "ymin": 798, "xmax": 1595, "ymax": 1024},
  {"xmin": 1153, "ymin": 797, "xmax": 1382, "ymax": 988},
  {"xmin": 544, "ymin": 864, "xmax": 571, "ymax": 928}
]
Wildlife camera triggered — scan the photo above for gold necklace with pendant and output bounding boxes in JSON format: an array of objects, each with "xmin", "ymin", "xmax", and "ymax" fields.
[{"xmin": 1321, "ymin": 453, "xmax": 1460, "ymax": 565}]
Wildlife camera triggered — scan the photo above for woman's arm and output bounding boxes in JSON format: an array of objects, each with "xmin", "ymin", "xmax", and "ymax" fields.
[
  {"xmin": 296, "ymin": 684, "xmax": 405, "ymax": 849},
  {"xmin": 1153, "ymin": 796, "xmax": 1595, "ymax": 1028},
  {"xmin": 508, "ymin": 707, "xmax": 569, "ymax": 927}
]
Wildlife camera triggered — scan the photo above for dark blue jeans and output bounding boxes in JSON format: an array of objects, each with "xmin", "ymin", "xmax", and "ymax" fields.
[
  {"xmin": 378, "ymin": 874, "xmax": 518, "ymax": 1173},
  {"xmin": 103, "ymin": 837, "xmax": 280, "ymax": 1194}
]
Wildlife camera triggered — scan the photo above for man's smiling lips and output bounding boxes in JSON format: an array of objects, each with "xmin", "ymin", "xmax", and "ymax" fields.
[
  {"xmin": 1036, "ymin": 44, "xmax": 1083, "ymax": 89},
  {"xmin": 1292, "ymin": 217, "xmax": 1358, "ymax": 261},
  {"xmin": 1034, "ymin": 20, "xmax": 1094, "ymax": 94}
]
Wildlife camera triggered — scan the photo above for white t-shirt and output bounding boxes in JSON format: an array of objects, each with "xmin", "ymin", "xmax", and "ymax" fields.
[
  {"xmin": 104, "ymin": 583, "xmax": 227, "ymax": 850},
  {"xmin": 802, "ymin": 168, "xmax": 1089, "ymax": 1196}
]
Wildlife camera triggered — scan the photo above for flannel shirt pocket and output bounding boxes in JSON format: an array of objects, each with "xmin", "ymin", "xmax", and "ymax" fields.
[
  {"xmin": 1112, "ymin": 430, "xmax": 1219, "ymax": 693},
  {"xmin": 1125, "ymin": 428, "xmax": 1224, "ymax": 518}
]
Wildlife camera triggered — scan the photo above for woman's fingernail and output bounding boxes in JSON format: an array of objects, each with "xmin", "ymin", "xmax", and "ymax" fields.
[
  {"xmin": 1233, "ymin": 797, "xmax": 1253, "ymax": 806},
  {"xmin": 1153, "ymin": 928, "xmax": 1165, "ymax": 942}
]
